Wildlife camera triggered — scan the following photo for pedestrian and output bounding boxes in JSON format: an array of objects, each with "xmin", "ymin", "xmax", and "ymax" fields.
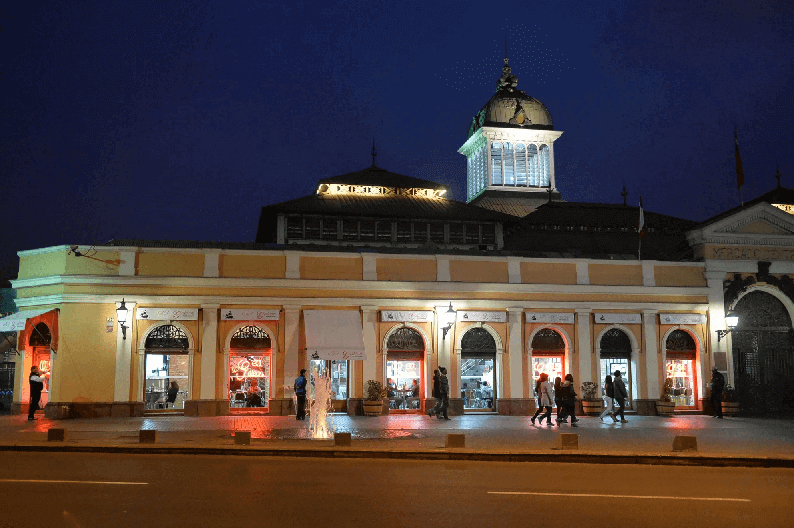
[
  {"xmin": 710, "ymin": 367, "xmax": 725, "ymax": 418},
  {"xmin": 533, "ymin": 373, "xmax": 554, "ymax": 426},
  {"xmin": 553, "ymin": 376, "xmax": 566, "ymax": 423},
  {"xmin": 557, "ymin": 373, "xmax": 579, "ymax": 427},
  {"xmin": 530, "ymin": 375, "xmax": 545, "ymax": 424},
  {"xmin": 437, "ymin": 367, "xmax": 450, "ymax": 420},
  {"xmin": 294, "ymin": 369, "xmax": 307, "ymax": 421},
  {"xmin": 28, "ymin": 366, "xmax": 48, "ymax": 421},
  {"xmin": 599, "ymin": 375, "xmax": 615, "ymax": 423},
  {"xmin": 613, "ymin": 370, "xmax": 628, "ymax": 423},
  {"xmin": 428, "ymin": 369, "xmax": 441, "ymax": 417}
]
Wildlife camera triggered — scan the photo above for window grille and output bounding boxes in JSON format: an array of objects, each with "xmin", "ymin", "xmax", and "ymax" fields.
[
  {"xmin": 430, "ymin": 222, "xmax": 445, "ymax": 244},
  {"xmin": 449, "ymin": 223, "xmax": 464, "ymax": 244},
  {"xmin": 322, "ymin": 218, "xmax": 338, "ymax": 240},
  {"xmin": 515, "ymin": 143, "xmax": 527, "ymax": 185},
  {"xmin": 145, "ymin": 325, "xmax": 189, "ymax": 350},
  {"xmin": 304, "ymin": 217, "xmax": 321, "ymax": 240},
  {"xmin": 376, "ymin": 221, "xmax": 392, "ymax": 242},
  {"xmin": 491, "ymin": 142, "xmax": 502, "ymax": 185},
  {"xmin": 360, "ymin": 220, "xmax": 375, "ymax": 241},
  {"xmin": 29, "ymin": 323, "xmax": 51, "ymax": 346},
  {"xmin": 539, "ymin": 144, "xmax": 551, "ymax": 187},
  {"xmin": 230, "ymin": 325, "xmax": 271, "ymax": 349},
  {"xmin": 532, "ymin": 328, "xmax": 565, "ymax": 351},
  {"xmin": 503, "ymin": 142, "xmax": 514, "ymax": 185},
  {"xmin": 461, "ymin": 327, "xmax": 497, "ymax": 353},
  {"xmin": 396, "ymin": 221, "xmax": 412, "ymax": 242},
  {"xmin": 600, "ymin": 328, "xmax": 631, "ymax": 357},
  {"xmin": 666, "ymin": 330, "xmax": 696, "ymax": 352},
  {"xmin": 386, "ymin": 327, "xmax": 424, "ymax": 350},
  {"xmin": 465, "ymin": 224, "xmax": 480, "ymax": 244},
  {"xmin": 342, "ymin": 219, "xmax": 358, "ymax": 241},
  {"xmin": 527, "ymin": 144, "xmax": 539, "ymax": 186},
  {"xmin": 286, "ymin": 217, "xmax": 303, "ymax": 240}
]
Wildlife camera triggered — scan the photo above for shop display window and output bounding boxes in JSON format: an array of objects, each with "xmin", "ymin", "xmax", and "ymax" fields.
[
  {"xmin": 600, "ymin": 357, "xmax": 630, "ymax": 406},
  {"xmin": 310, "ymin": 359, "xmax": 348, "ymax": 403},
  {"xmin": 532, "ymin": 356, "xmax": 563, "ymax": 394},
  {"xmin": 145, "ymin": 353, "xmax": 189, "ymax": 410},
  {"xmin": 460, "ymin": 357, "xmax": 494, "ymax": 409},
  {"xmin": 229, "ymin": 354, "xmax": 270, "ymax": 409},
  {"xmin": 665, "ymin": 359, "xmax": 696, "ymax": 407},
  {"xmin": 386, "ymin": 358, "xmax": 422, "ymax": 410}
]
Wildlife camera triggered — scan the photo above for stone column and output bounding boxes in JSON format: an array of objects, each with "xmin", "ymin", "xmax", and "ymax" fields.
[
  {"xmin": 361, "ymin": 306, "xmax": 379, "ymax": 385},
  {"xmin": 635, "ymin": 309, "xmax": 660, "ymax": 416},
  {"xmin": 283, "ymin": 305, "xmax": 301, "ymax": 394},
  {"xmin": 575, "ymin": 309, "xmax": 592, "ymax": 384},
  {"xmin": 199, "ymin": 304, "xmax": 219, "ymax": 400},
  {"xmin": 113, "ymin": 300, "xmax": 136, "ymax": 405}
]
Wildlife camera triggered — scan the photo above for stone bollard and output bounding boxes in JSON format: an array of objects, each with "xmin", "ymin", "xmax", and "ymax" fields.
[
  {"xmin": 672, "ymin": 435, "xmax": 697, "ymax": 452},
  {"xmin": 334, "ymin": 432, "xmax": 352, "ymax": 446},
  {"xmin": 234, "ymin": 431, "xmax": 251, "ymax": 446},
  {"xmin": 557, "ymin": 433, "xmax": 578, "ymax": 450},
  {"xmin": 139, "ymin": 430, "xmax": 158, "ymax": 444},
  {"xmin": 47, "ymin": 428, "xmax": 67, "ymax": 442},
  {"xmin": 445, "ymin": 433, "xmax": 465, "ymax": 448}
]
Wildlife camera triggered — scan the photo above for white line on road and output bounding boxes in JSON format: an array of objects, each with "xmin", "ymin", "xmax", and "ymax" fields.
[
  {"xmin": 0, "ymin": 479, "xmax": 148, "ymax": 485},
  {"xmin": 488, "ymin": 492, "xmax": 749, "ymax": 502}
]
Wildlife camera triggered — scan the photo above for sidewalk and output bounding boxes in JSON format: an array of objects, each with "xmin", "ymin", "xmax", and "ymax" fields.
[{"xmin": 1, "ymin": 413, "xmax": 793, "ymax": 467}]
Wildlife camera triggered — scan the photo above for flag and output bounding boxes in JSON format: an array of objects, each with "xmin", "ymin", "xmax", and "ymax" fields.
[
  {"xmin": 637, "ymin": 196, "xmax": 645, "ymax": 239},
  {"xmin": 734, "ymin": 127, "xmax": 744, "ymax": 190}
]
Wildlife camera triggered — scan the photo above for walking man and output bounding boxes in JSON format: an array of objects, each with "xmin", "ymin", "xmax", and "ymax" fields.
[
  {"xmin": 613, "ymin": 370, "xmax": 628, "ymax": 423},
  {"xmin": 710, "ymin": 367, "xmax": 725, "ymax": 418},
  {"xmin": 294, "ymin": 369, "xmax": 307, "ymax": 421},
  {"xmin": 428, "ymin": 369, "xmax": 441, "ymax": 417},
  {"xmin": 437, "ymin": 367, "xmax": 450, "ymax": 420},
  {"xmin": 28, "ymin": 366, "xmax": 48, "ymax": 421}
]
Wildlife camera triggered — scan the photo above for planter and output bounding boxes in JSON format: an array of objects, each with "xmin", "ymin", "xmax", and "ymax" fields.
[
  {"xmin": 655, "ymin": 401, "xmax": 675, "ymax": 415},
  {"xmin": 721, "ymin": 401, "xmax": 739, "ymax": 416},
  {"xmin": 581, "ymin": 400, "xmax": 604, "ymax": 415},
  {"xmin": 362, "ymin": 400, "xmax": 383, "ymax": 417}
]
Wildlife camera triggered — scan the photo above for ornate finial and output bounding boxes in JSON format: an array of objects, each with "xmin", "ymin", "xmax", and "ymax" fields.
[
  {"xmin": 496, "ymin": 44, "xmax": 518, "ymax": 92},
  {"xmin": 621, "ymin": 185, "xmax": 628, "ymax": 205},
  {"xmin": 775, "ymin": 164, "xmax": 782, "ymax": 188},
  {"xmin": 371, "ymin": 138, "xmax": 377, "ymax": 167}
]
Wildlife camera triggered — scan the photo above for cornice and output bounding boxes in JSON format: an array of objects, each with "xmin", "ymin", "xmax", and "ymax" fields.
[{"xmin": 480, "ymin": 126, "xmax": 563, "ymax": 143}]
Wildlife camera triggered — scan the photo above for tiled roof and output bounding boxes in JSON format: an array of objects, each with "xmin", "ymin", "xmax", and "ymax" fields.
[
  {"xmin": 470, "ymin": 190, "xmax": 560, "ymax": 218},
  {"xmin": 318, "ymin": 165, "xmax": 447, "ymax": 191}
]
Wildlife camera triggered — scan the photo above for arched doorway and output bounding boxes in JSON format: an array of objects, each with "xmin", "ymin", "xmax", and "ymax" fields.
[
  {"xmin": 599, "ymin": 328, "xmax": 633, "ymax": 407},
  {"xmin": 28, "ymin": 323, "xmax": 52, "ymax": 410},
  {"xmin": 143, "ymin": 324, "xmax": 191, "ymax": 411},
  {"xmin": 530, "ymin": 328, "xmax": 566, "ymax": 391},
  {"xmin": 665, "ymin": 329, "xmax": 698, "ymax": 409},
  {"xmin": 459, "ymin": 326, "xmax": 497, "ymax": 412},
  {"xmin": 228, "ymin": 325, "xmax": 272, "ymax": 412},
  {"xmin": 384, "ymin": 325, "xmax": 425, "ymax": 413},
  {"xmin": 732, "ymin": 290, "xmax": 794, "ymax": 414}
]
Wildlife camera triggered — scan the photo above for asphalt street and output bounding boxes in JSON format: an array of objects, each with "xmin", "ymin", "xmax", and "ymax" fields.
[{"xmin": 1, "ymin": 452, "xmax": 791, "ymax": 528}]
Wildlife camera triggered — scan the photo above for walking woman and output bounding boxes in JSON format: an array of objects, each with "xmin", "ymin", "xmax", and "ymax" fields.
[
  {"xmin": 535, "ymin": 373, "xmax": 554, "ymax": 426},
  {"xmin": 558, "ymin": 373, "xmax": 579, "ymax": 426},
  {"xmin": 599, "ymin": 374, "xmax": 615, "ymax": 422},
  {"xmin": 530, "ymin": 375, "xmax": 545, "ymax": 424}
]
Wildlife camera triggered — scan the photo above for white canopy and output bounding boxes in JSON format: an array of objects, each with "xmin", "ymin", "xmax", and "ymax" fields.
[
  {"xmin": 0, "ymin": 309, "xmax": 53, "ymax": 332},
  {"xmin": 303, "ymin": 310, "xmax": 366, "ymax": 361}
]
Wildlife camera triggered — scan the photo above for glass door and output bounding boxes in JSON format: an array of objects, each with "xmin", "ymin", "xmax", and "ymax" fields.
[
  {"xmin": 665, "ymin": 358, "xmax": 697, "ymax": 408},
  {"xmin": 144, "ymin": 353, "xmax": 189, "ymax": 410},
  {"xmin": 386, "ymin": 356, "xmax": 422, "ymax": 413},
  {"xmin": 310, "ymin": 359, "xmax": 348, "ymax": 412},
  {"xmin": 229, "ymin": 353, "xmax": 270, "ymax": 411},
  {"xmin": 600, "ymin": 357, "xmax": 631, "ymax": 408},
  {"xmin": 460, "ymin": 355, "xmax": 495, "ymax": 411}
]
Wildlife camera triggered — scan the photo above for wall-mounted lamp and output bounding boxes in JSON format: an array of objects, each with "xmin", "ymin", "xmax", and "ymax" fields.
[
  {"xmin": 117, "ymin": 299, "xmax": 129, "ymax": 340},
  {"xmin": 441, "ymin": 302, "xmax": 456, "ymax": 340},
  {"xmin": 716, "ymin": 310, "xmax": 739, "ymax": 342}
]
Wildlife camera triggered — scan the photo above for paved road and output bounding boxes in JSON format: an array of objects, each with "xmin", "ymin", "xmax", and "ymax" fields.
[{"xmin": 1, "ymin": 452, "xmax": 791, "ymax": 527}]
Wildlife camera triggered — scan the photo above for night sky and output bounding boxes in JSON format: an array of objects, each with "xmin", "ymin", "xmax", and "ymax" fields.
[{"xmin": 3, "ymin": 0, "xmax": 794, "ymax": 280}]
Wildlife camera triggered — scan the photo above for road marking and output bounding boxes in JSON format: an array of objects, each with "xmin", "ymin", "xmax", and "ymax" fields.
[
  {"xmin": 0, "ymin": 479, "xmax": 148, "ymax": 486},
  {"xmin": 488, "ymin": 492, "xmax": 749, "ymax": 502}
]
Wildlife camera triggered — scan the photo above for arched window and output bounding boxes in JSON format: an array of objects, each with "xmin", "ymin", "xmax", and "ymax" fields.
[
  {"xmin": 527, "ymin": 144, "xmax": 539, "ymax": 186},
  {"xmin": 28, "ymin": 323, "xmax": 51, "ymax": 347},
  {"xmin": 531, "ymin": 328, "xmax": 565, "ymax": 351},
  {"xmin": 230, "ymin": 326, "xmax": 271, "ymax": 349},
  {"xmin": 539, "ymin": 144, "xmax": 551, "ymax": 187},
  {"xmin": 666, "ymin": 330, "xmax": 696, "ymax": 354},
  {"xmin": 600, "ymin": 328, "xmax": 631, "ymax": 355},
  {"xmin": 491, "ymin": 142, "xmax": 502, "ymax": 185},
  {"xmin": 461, "ymin": 327, "xmax": 497, "ymax": 352},
  {"xmin": 515, "ymin": 143, "xmax": 527, "ymax": 185},
  {"xmin": 503, "ymin": 142, "xmax": 514, "ymax": 185},
  {"xmin": 386, "ymin": 327, "xmax": 424, "ymax": 351},
  {"xmin": 144, "ymin": 325, "xmax": 189, "ymax": 350}
]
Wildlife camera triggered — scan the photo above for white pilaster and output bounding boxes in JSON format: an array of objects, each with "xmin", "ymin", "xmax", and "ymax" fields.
[
  {"xmin": 436, "ymin": 257, "xmax": 450, "ymax": 282},
  {"xmin": 508, "ymin": 258, "xmax": 521, "ymax": 284},
  {"xmin": 435, "ymin": 304, "xmax": 453, "ymax": 377},
  {"xmin": 199, "ymin": 304, "xmax": 219, "ymax": 399},
  {"xmin": 285, "ymin": 254, "xmax": 300, "ymax": 279},
  {"xmin": 361, "ymin": 306, "xmax": 378, "ymax": 385},
  {"xmin": 283, "ymin": 306, "xmax": 301, "ymax": 388},
  {"xmin": 643, "ymin": 309, "xmax": 659, "ymax": 400},
  {"xmin": 576, "ymin": 262, "xmax": 589, "ymax": 285},
  {"xmin": 114, "ymin": 300, "xmax": 136, "ymax": 401},
  {"xmin": 575, "ymin": 309, "xmax": 591, "ymax": 383},
  {"xmin": 642, "ymin": 262, "xmax": 655, "ymax": 287},
  {"xmin": 203, "ymin": 251, "xmax": 220, "ymax": 278},
  {"xmin": 507, "ymin": 308, "xmax": 524, "ymax": 398},
  {"xmin": 705, "ymin": 269, "xmax": 729, "ymax": 383},
  {"xmin": 362, "ymin": 254, "xmax": 377, "ymax": 281},
  {"xmin": 118, "ymin": 251, "xmax": 136, "ymax": 276}
]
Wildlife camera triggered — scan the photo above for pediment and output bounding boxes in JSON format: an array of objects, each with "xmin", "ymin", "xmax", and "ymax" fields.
[
  {"xmin": 721, "ymin": 218, "xmax": 793, "ymax": 235},
  {"xmin": 687, "ymin": 202, "xmax": 794, "ymax": 247}
]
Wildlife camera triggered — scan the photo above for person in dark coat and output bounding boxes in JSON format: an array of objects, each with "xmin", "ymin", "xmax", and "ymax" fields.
[
  {"xmin": 28, "ymin": 366, "xmax": 48, "ymax": 420},
  {"xmin": 437, "ymin": 367, "xmax": 450, "ymax": 420},
  {"xmin": 166, "ymin": 381, "xmax": 179, "ymax": 408},
  {"xmin": 710, "ymin": 368, "xmax": 725, "ymax": 418},
  {"xmin": 294, "ymin": 369, "xmax": 307, "ymax": 420},
  {"xmin": 613, "ymin": 370, "xmax": 629, "ymax": 423},
  {"xmin": 530, "ymin": 376, "xmax": 545, "ymax": 424},
  {"xmin": 557, "ymin": 373, "xmax": 579, "ymax": 427},
  {"xmin": 428, "ymin": 369, "xmax": 441, "ymax": 417},
  {"xmin": 553, "ymin": 376, "xmax": 566, "ymax": 423}
]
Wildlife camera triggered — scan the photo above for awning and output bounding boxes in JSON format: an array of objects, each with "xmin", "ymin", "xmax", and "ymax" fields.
[
  {"xmin": 304, "ymin": 310, "xmax": 366, "ymax": 361},
  {"xmin": 0, "ymin": 309, "xmax": 53, "ymax": 332}
]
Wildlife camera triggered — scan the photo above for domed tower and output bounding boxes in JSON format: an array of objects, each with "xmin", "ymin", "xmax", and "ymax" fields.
[{"xmin": 459, "ymin": 57, "xmax": 563, "ymax": 217}]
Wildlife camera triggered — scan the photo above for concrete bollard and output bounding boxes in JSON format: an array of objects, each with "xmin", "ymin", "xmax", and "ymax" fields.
[
  {"xmin": 672, "ymin": 435, "xmax": 697, "ymax": 452},
  {"xmin": 47, "ymin": 428, "xmax": 67, "ymax": 442},
  {"xmin": 234, "ymin": 430, "xmax": 251, "ymax": 446},
  {"xmin": 334, "ymin": 432, "xmax": 352, "ymax": 446},
  {"xmin": 557, "ymin": 433, "xmax": 578, "ymax": 450},
  {"xmin": 139, "ymin": 430, "xmax": 158, "ymax": 444},
  {"xmin": 445, "ymin": 433, "xmax": 465, "ymax": 448}
]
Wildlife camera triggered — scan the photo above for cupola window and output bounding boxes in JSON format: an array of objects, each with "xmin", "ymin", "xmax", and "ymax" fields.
[
  {"xmin": 515, "ymin": 143, "xmax": 527, "ymax": 185},
  {"xmin": 503, "ymin": 142, "xmax": 514, "ymax": 185},
  {"xmin": 491, "ymin": 142, "xmax": 502, "ymax": 185}
]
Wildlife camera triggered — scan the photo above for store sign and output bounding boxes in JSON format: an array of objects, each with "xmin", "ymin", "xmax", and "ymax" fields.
[
  {"xmin": 222, "ymin": 309, "xmax": 279, "ymax": 321},
  {"xmin": 594, "ymin": 313, "xmax": 641, "ymax": 324},
  {"xmin": 659, "ymin": 313, "xmax": 706, "ymax": 325},
  {"xmin": 380, "ymin": 311, "xmax": 432, "ymax": 322},
  {"xmin": 136, "ymin": 308, "xmax": 198, "ymax": 321},
  {"xmin": 525, "ymin": 312, "xmax": 575, "ymax": 324},
  {"xmin": 457, "ymin": 311, "xmax": 507, "ymax": 323}
]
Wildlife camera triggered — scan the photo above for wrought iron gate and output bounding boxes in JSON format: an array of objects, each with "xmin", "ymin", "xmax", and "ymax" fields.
[
  {"xmin": 732, "ymin": 329, "xmax": 794, "ymax": 415},
  {"xmin": 0, "ymin": 362, "xmax": 14, "ymax": 414}
]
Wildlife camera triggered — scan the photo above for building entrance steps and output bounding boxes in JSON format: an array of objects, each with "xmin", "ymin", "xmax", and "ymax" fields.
[{"xmin": 0, "ymin": 414, "xmax": 792, "ymax": 466}]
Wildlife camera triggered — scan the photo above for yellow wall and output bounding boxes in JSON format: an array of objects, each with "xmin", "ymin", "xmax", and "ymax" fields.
[
  {"xmin": 137, "ymin": 252, "xmax": 205, "ymax": 277},
  {"xmin": 300, "ymin": 256, "xmax": 362, "ymax": 280},
  {"xmin": 219, "ymin": 254, "xmax": 286, "ymax": 279},
  {"xmin": 654, "ymin": 266, "xmax": 706, "ymax": 287},
  {"xmin": 55, "ymin": 304, "xmax": 118, "ymax": 402},
  {"xmin": 18, "ymin": 253, "xmax": 65, "ymax": 279},
  {"xmin": 377, "ymin": 258, "xmax": 436, "ymax": 282},
  {"xmin": 449, "ymin": 260, "xmax": 509, "ymax": 283},
  {"xmin": 589, "ymin": 264, "xmax": 643, "ymax": 286},
  {"xmin": 521, "ymin": 262, "xmax": 577, "ymax": 284}
]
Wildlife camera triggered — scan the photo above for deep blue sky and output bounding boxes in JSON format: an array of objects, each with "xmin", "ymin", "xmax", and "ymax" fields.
[{"xmin": 3, "ymin": 0, "xmax": 793, "ymax": 279}]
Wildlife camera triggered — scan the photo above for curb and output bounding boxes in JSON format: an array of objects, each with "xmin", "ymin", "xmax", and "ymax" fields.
[{"xmin": 2, "ymin": 444, "xmax": 792, "ymax": 468}]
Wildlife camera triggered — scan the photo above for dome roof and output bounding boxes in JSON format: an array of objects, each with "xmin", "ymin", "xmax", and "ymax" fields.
[{"xmin": 468, "ymin": 58, "xmax": 554, "ymax": 138}]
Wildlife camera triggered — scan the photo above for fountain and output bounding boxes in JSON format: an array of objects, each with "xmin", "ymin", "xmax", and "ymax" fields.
[{"xmin": 308, "ymin": 363, "xmax": 335, "ymax": 439}]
